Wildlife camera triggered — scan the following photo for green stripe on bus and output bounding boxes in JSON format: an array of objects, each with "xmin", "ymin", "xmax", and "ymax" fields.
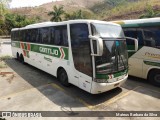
[
  {"xmin": 96, "ymin": 69, "xmax": 127, "ymax": 80},
  {"xmin": 30, "ymin": 44, "xmax": 69, "ymax": 60},
  {"xmin": 12, "ymin": 41, "xmax": 69, "ymax": 60},
  {"xmin": 144, "ymin": 61, "xmax": 160, "ymax": 67},
  {"xmin": 122, "ymin": 22, "xmax": 160, "ymax": 28}
]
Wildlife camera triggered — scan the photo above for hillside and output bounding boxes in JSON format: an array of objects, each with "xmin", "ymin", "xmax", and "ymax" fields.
[
  {"xmin": 10, "ymin": 0, "xmax": 103, "ymax": 21},
  {"xmin": 10, "ymin": 0, "xmax": 160, "ymax": 22},
  {"xmin": 94, "ymin": 0, "xmax": 160, "ymax": 20}
]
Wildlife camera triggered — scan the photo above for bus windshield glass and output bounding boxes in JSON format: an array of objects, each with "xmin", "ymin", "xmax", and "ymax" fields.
[
  {"xmin": 91, "ymin": 23, "xmax": 128, "ymax": 75},
  {"xmin": 91, "ymin": 23, "xmax": 125, "ymax": 38}
]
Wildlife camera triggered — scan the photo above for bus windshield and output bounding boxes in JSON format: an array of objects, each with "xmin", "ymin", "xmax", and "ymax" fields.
[
  {"xmin": 91, "ymin": 23, "xmax": 125, "ymax": 38},
  {"xmin": 91, "ymin": 23, "xmax": 128, "ymax": 75}
]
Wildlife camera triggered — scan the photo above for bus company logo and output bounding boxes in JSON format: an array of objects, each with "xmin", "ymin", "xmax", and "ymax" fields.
[
  {"xmin": 39, "ymin": 47, "xmax": 59, "ymax": 56},
  {"xmin": 145, "ymin": 52, "xmax": 160, "ymax": 59}
]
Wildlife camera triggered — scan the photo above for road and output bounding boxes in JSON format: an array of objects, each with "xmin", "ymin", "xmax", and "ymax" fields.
[{"xmin": 0, "ymin": 39, "xmax": 160, "ymax": 120}]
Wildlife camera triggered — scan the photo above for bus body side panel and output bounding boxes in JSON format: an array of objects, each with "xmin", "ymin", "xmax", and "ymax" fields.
[
  {"xmin": 142, "ymin": 47, "xmax": 160, "ymax": 79},
  {"xmin": 128, "ymin": 47, "xmax": 144, "ymax": 78}
]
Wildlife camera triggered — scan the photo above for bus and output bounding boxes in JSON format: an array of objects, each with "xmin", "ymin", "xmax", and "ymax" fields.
[
  {"xmin": 11, "ymin": 20, "xmax": 137, "ymax": 94},
  {"xmin": 113, "ymin": 18, "xmax": 160, "ymax": 86}
]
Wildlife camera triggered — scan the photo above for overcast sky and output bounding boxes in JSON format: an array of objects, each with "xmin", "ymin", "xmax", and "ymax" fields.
[{"xmin": 10, "ymin": 0, "xmax": 62, "ymax": 8}]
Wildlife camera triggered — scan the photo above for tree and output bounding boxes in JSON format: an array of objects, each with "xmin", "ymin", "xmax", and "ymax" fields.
[
  {"xmin": 48, "ymin": 5, "xmax": 65, "ymax": 22},
  {"xmin": 4, "ymin": 13, "xmax": 36, "ymax": 34},
  {"xmin": 0, "ymin": 2, "xmax": 7, "ymax": 24},
  {"xmin": 0, "ymin": 0, "xmax": 12, "ymax": 8},
  {"xmin": 64, "ymin": 10, "xmax": 86, "ymax": 20}
]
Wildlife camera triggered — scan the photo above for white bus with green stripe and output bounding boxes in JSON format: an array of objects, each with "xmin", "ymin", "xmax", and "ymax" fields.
[
  {"xmin": 114, "ymin": 18, "xmax": 160, "ymax": 86},
  {"xmin": 11, "ymin": 20, "xmax": 136, "ymax": 94}
]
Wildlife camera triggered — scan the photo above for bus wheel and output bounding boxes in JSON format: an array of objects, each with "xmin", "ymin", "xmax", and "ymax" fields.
[
  {"xmin": 16, "ymin": 53, "xmax": 20, "ymax": 61},
  {"xmin": 58, "ymin": 69, "xmax": 70, "ymax": 87},
  {"xmin": 148, "ymin": 70, "xmax": 160, "ymax": 86},
  {"xmin": 20, "ymin": 54, "xmax": 25, "ymax": 64}
]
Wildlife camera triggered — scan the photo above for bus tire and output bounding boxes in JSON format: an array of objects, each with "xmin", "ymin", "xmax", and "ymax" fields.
[
  {"xmin": 20, "ymin": 54, "xmax": 25, "ymax": 64},
  {"xmin": 58, "ymin": 68, "xmax": 70, "ymax": 87},
  {"xmin": 148, "ymin": 70, "xmax": 160, "ymax": 86},
  {"xmin": 16, "ymin": 53, "xmax": 20, "ymax": 61}
]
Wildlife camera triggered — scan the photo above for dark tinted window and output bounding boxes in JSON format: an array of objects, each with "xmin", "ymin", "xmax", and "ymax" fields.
[
  {"xmin": 70, "ymin": 23, "xmax": 92, "ymax": 76},
  {"xmin": 19, "ymin": 30, "xmax": 25, "ymax": 41},
  {"xmin": 50, "ymin": 27, "xmax": 55, "ymax": 44},
  {"xmin": 11, "ymin": 31, "xmax": 20, "ymax": 41},
  {"xmin": 54, "ymin": 25, "xmax": 68, "ymax": 46},
  {"xmin": 124, "ymin": 28, "xmax": 144, "ymax": 46},
  {"xmin": 39, "ymin": 27, "xmax": 50, "ymax": 44},
  {"xmin": 142, "ymin": 27, "xmax": 160, "ymax": 48},
  {"xmin": 11, "ymin": 31, "xmax": 15, "ymax": 41},
  {"xmin": 25, "ymin": 29, "xmax": 31, "ymax": 42}
]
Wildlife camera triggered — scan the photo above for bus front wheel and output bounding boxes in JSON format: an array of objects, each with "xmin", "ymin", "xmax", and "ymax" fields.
[
  {"xmin": 58, "ymin": 68, "xmax": 70, "ymax": 87},
  {"xmin": 148, "ymin": 70, "xmax": 160, "ymax": 86}
]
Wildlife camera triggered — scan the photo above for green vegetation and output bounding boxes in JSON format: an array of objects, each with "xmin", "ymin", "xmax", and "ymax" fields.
[
  {"xmin": 48, "ymin": 5, "xmax": 65, "ymax": 22},
  {"xmin": 48, "ymin": 5, "xmax": 94, "ymax": 22},
  {"xmin": 0, "ymin": 0, "xmax": 38, "ymax": 35},
  {"xmin": 139, "ymin": 4, "xmax": 160, "ymax": 18},
  {"xmin": 90, "ymin": 0, "xmax": 160, "ymax": 20}
]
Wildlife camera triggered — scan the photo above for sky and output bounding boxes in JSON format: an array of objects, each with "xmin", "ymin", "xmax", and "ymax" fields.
[{"xmin": 10, "ymin": 0, "xmax": 62, "ymax": 8}]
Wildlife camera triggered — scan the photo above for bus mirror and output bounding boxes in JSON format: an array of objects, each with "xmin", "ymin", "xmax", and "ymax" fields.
[
  {"xmin": 89, "ymin": 35, "xmax": 103, "ymax": 56},
  {"xmin": 125, "ymin": 37, "xmax": 138, "ymax": 52}
]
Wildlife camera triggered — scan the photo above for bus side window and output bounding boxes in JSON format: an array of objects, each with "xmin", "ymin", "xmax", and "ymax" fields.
[
  {"xmin": 40, "ymin": 27, "xmax": 50, "ymax": 44},
  {"xmin": 143, "ymin": 28, "xmax": 157, "ymax": 47},
  {"xmin": 54, "ymin": 25, "xmax": 68, "ymax": 46},
  {"xmin": 124, "ymin": 30, "xmax": 137, "ymax": 45},
  {"xmin": 19, "ymin": 30, "xmax": 23, "ymax": 41},
  {"xmin": 26, "ymin": 30, "xmax": 31, "ymax": 42},
  {"xmin": 50, "ymin": 27, "xmax": 55, "ymax": 44},
  {"xmin": 54, "ymin": 28, "xmax": 61, "ymax": 45},
  {"xmin": 62, "ymin": 27, "xmax": 68, "ymax": 46},
  {"xmin": 11, "ymin": 31, "xmax": 14, "ymax": 41},
  {"xmin": 137, "ymin": 30, "xmax": 144, "ymax": 46}
]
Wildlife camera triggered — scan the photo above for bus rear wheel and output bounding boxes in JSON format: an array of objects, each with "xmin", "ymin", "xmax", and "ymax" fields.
[
  {"xmin": 20, "ymin": 54, "xmax": 25, "ymax": 64},
  {"xmin": 58, "ymin": 69, "xmax": 70, "ymax": 87},
  {"xmin": 148, "ymin": 70, "xmax": 160, "ymax": 86},
  {"xmin": 16, "ymin": 53, "xmax": 20, "ymax": 61}
]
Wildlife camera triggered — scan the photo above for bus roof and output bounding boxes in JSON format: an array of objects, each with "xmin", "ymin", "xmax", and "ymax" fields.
[
  {"xmin": 11, "ymin": 19, "xmax": 120, "ymax": 31},
  {"xmin": 113, "ymin": 17, "xmax": 160, "ymax": 28}
]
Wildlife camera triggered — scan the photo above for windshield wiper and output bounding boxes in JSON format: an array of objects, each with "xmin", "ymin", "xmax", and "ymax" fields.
[{"xmin": 117, "ymin": 47, "xmax": 126, "ymax": 70}]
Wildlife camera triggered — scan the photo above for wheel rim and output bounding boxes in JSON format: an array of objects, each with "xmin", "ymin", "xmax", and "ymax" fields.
[{"xmin": 154, "ymin": 74, "xmax": 160, "ymax": 83}]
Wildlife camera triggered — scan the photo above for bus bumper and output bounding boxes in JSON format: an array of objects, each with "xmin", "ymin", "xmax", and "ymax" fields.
[{"xmin": 90, "ymin": 75, "xmax": 128, "ymax": 94}]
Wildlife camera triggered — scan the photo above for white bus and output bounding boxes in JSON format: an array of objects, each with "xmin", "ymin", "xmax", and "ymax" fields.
[
  {"xmin": 114, "ymin": 18, "xmax": 160, "ymax": 86},
  {"xmin": 11, "ymin": 20, "xmax": 137, "ymax": 94}
]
